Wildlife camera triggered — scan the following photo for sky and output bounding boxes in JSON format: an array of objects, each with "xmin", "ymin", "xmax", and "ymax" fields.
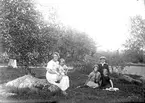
[{"xmin": 36, "ymin": 0, "xmax": 145, "ymax": 51}]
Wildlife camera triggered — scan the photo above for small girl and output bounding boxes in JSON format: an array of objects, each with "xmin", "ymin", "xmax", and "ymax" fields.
[{"xmin": 85, "ymin": 65, "xmax": 101, "ymax": 88}]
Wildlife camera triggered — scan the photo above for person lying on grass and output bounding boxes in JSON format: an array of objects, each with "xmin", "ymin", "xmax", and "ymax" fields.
[
  {"xmin": 85, "ymin": 64, "xmax": 101, "ymax": 88},
  {"xmin": 100, "ymin": 69, "xmax": 114, "ymax": 89}
]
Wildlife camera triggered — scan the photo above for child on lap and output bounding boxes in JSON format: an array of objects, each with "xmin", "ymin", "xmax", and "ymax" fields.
[{"xmin": 56, "ymin": 58, "xmax": 68, "ymax": 83}]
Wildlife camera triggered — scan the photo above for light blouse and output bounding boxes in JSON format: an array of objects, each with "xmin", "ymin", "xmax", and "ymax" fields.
[{"xmin": 46, "ymin": 60, "xmax": 59, "ymax": 73}]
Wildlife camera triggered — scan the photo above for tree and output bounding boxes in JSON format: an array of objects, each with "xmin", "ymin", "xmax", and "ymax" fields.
[
  {"xmin": 123, "ymin": 16, "xmax": 145, "ymax": 63},
  {"xmin": 0, "ymin": 0, "xmax": 46, "ymax": 74},
  {"xmin": 0, "ymin": 0, "xmax": 97, "ymax": 73},
  {"xmin": 56, "ymin": 28, "xmax": 97, "ymax": 62}
]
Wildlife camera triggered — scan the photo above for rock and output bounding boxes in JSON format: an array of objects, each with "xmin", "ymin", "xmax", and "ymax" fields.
[
  {"xmin": 120, "ymin": 74, "xmax": 133, "ymax": 82},
  {"xmin": 4, "ymin": 75, "xmax": 60, "ymax": 94},
  {"xmin": 0, "ymin": 84, "xmax": 17, "ymax": 98},
  {"xmin": 117, "ymin": 74, "xmax": 142, "ymax": 85},
  {"xmin": 5, "ymin": 75, "xmax": 35, "ymax": 88}
]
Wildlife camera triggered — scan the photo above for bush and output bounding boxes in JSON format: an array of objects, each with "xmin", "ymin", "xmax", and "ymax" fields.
[{"xmin": 0, "ymin": 53, "xmax": 9, "ymax": 64}]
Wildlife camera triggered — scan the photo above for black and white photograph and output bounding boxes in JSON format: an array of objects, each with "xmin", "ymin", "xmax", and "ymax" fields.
[{"xmin": 0, "ymin": 0, "xmax": 144, "ymax": 103}]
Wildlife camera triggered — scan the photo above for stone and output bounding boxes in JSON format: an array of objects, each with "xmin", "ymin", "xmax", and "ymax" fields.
[{"xmin": 4, "ymin": 75, "xmax": 60, "ymax": 95}]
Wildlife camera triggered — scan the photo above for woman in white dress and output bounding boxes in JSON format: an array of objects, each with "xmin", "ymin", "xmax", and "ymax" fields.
[{"xmin": 46, "ymin": 52, "xmax": 69, "ymax": 95}]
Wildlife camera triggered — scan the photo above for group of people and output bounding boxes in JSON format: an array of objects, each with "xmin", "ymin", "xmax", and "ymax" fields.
[
  {"xmin": 46, "ymin": 52, "xmax": 70, "ymax": 95},
  {"xmin": 45, "ymin": 52, "xmax": 114, "ymax": 95},
  {"xmin": 85, "ymin": 56, "xmax": 113, "ymax": 89}
]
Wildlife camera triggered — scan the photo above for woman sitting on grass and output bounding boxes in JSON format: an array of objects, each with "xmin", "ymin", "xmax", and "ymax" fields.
[
  {"xmin": 46, "ymin": 52, "xmax": 69, "ymax": 95},
  {"xmin": 85, "ymin": 65, "xmax": 101, "ymax": 88}
]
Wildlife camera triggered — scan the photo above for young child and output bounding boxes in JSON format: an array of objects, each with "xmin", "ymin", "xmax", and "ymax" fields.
[
  {"xmin": 56, "ymin": 58, "xmax": 68, "ymax": 83},
  {"xmin": 101, "ymin": 69, "xmax": 113, "ymax": 89},
  {"xmin": 85, "ymin": 65, "xmax": 101, "ymax": 88}
]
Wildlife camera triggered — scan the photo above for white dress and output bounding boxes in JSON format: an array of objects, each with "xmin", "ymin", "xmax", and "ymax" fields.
[{"xmin": 46, "ymin": 60, "xmax": 69, "ymax": 91}]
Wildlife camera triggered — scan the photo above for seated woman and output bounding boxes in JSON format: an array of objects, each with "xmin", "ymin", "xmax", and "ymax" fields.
[
  {"xmin": 46, "ymin": 52, "xmax": 69, "ymax": 95},
  {"xmin": 100, "ymin": 69, "xmax": 113, "ymax": 89},
  {"xmin": 85, "ymin": 65, "xmax": 101, "ymax": 88}
]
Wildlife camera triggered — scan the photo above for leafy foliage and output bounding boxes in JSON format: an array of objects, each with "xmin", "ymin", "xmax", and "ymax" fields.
[
  {"xmin": 123, "ymin": 16, "xmax": 145, "ymax": 63},
  {"xmin": 0, "ymin": 0, "xmax": 97, "ymax": 67},
  {"xmin": 0, "ymin": 0, "xmax": 43, "ymax": 65}
]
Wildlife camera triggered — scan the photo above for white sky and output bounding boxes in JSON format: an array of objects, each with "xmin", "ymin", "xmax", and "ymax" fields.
[{"xmin": 36, "ymin": 0, "xmax": 145, "ymax": 51}]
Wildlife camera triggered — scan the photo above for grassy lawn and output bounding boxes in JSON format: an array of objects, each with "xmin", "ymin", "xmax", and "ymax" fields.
[{"xmin": 0, "ymin": 66, "xmax": 144, "ymax": 103}]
